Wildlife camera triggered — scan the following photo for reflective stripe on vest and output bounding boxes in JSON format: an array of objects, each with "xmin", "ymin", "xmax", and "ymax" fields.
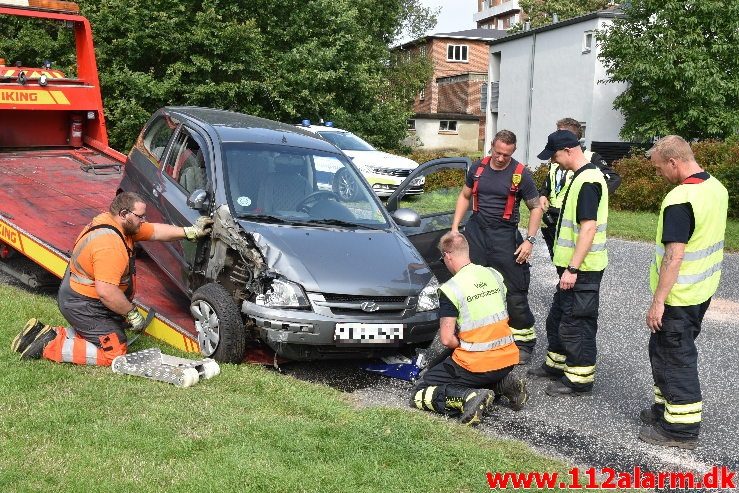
[
  {"xmin": 69, "ymin": 228, "xmax": 133, "ymax": 286},
  {"xmin": 553, "ymin": 167, "xmax": 608, "ymax": 271},
  {"xmin": 471, "ymin": 158, "xmax": 526, "ymax": 220},
  {"xmin": 547, "ymin": 163, "xmax": 572, "ymax": 209},
  {"xmin": 650, "ymin": 176, "xmax": 727, "ymax": 306},
  {"xmin": 439, "ymin": 264, "xmax": 518, "ymax": 372}
]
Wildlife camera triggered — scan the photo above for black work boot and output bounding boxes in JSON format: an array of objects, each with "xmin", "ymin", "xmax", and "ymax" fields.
[
  {"xmin": 11, "ymin": 318, "xmax": 49, "ymax": 353},
  {"xmin": 639, "ymin": 407, "xmax": 659, "ymax": 426},
  {"xmin": 517, "ymin": 347, "xmax": 532, "ymax": 365},
  {"xmin": 494, "ymin": 374, "xmax": 528, "ymax": 411},
  {"xmin": 459, "ymin": 389, "xmax": 494, "ymax": 426},
  {"xmin": 527, "ymin": 364, "xmax": 559, "ymax": 380},
  {"xmin": 20, "ymin": 328, "xmax": 57, "ymax": 360},
  {"xmin": 639, "ymin": 425, "xmax": 698, "ymax": 450}
]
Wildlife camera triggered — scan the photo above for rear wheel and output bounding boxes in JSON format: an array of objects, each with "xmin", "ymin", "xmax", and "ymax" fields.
[
  {"xmin": 333, "ymin": 168, "xmax": 359, "ymax": 202},
  {"xmin": 190, "ymin": 283, "xmax": 246, "ymax": 364}
]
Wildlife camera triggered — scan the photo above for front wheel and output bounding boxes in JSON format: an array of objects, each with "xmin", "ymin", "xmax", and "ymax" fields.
[{"xmin": 190, "ymin": 283, "xmax": 246, "ymax": 363}]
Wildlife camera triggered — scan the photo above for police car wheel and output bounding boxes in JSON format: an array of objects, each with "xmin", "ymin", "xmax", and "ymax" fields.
[{"xmin": 333, "ymin": 168, "xmax": 359, "ymax": 202}]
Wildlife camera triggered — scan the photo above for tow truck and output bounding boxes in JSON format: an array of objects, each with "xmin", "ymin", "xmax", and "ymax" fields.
[{"xmin": 0, "ymin": 0, "xmax": 200, "ymax": 354}]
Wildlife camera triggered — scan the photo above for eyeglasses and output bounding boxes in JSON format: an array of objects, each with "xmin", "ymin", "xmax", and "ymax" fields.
[
  {"xmin": 125, "ymin": 210, "xmax": 147, "ymax": 221},
  {"xmin": 438, "ymin": 251, "xmax": 448, "ymax": 263}
]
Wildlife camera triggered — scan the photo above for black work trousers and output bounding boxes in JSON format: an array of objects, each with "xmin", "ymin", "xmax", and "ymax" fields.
[
  {"xmin": 649, "ymin": 300, "xmax": 709, "ymax": 440},
  {"xmin": 464, "ymin": 215, "xmax": 536, "ymax": 351},
  {"xmin": 545, "ymin": 268, "xmax": 603, "ymax": 392},
  {"xmin": 541, "ymin": 208, "xmax": 560, "ymax": 260},
  {"xmin": 412, "ymin": 356, "xmax": 513, "ymax": 413}
]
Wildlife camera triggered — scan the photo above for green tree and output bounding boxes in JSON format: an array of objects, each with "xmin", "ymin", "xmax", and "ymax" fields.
[
  {"xmin": 598, "ymin": 0, "xmax": 739, "ymax": 140},
  {"xmin": 1, "ymin": 0, "xmax": 434, "ymax": 151},
  {"xmin": 511, "ymin": 0, "xmax": 609, "ymax": 31}
]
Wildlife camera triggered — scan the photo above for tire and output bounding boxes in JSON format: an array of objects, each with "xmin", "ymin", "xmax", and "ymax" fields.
[
  {"xmin": 332, "ymin": 168, "xmax": 359, "ymax": 202},
  {"xmin": 190, "ymin": 283, "xmax": 246, "ymax": 364}
]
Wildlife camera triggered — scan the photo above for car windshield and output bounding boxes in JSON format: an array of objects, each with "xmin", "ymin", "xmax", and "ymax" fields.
[
  {"xmin": 317, "ymin": 131, "xmax": 375, "ymax": 152},
  {"xmin": 222, "ymin": 143, "xmax": 389, "ymax": 228}
]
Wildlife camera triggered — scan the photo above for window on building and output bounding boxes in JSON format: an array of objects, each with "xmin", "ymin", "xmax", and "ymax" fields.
[
  {"xmin": 480, "ymin": 83, "xmax": 488, "ymax": 111},
  {"xmin": 419, "ymin": 87, "xmax": 425, "ymax": 100},
  {"xmin": 446, "ymin": 44, "xmax": 468, "ymax": 62},
  {"xmin": 439, "ymin": 120, "xmax": 458, "ymax": 132},
  {"xmin": 419, "ymin": 45, "xmax": 427, "ymax": 57},
  {"xmin": 407, "ymin": 119, "xmax": 416, "ymax": 131},
  {"xmin": 583, "ymin": 31, "xmax": 594, "ymax": 53}
]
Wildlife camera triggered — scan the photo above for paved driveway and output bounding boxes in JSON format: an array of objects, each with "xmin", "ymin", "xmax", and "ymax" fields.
[{"xmin": 285, "ymin": 237, "xmax": 739, "ymax": 475}]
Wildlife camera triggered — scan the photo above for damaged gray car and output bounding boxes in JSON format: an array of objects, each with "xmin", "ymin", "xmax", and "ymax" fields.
[{"xmin": 118, "ymin": 107, "xmax": 461, "ymax": 363}]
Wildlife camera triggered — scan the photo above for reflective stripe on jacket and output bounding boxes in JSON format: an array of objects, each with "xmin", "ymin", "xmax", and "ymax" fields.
[
  {"xmin": 650, "ymin": 176, "xmax": 727, "ymax": 306},
  {"xmin": 553, "ymin": 167, "xmax": 609, "ymax": 271},
  {"xmin": 439, "ymin": 264, "xmax": 519, "ymax": 372}
]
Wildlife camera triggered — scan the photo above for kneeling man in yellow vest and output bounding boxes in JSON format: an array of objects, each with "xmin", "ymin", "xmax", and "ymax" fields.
[{"xmin": 410, "ymin": 232, "xmax": 528, "ymax": 426}]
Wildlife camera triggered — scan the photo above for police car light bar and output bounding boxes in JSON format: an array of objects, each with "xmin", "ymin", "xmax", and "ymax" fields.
[
  {"xmin": 301, "ymin": 119, "xmax": 311, "ymax": 127},
  {"xmin": 0, "ymin": 0, "xmax": 80, "ymax": 13}
]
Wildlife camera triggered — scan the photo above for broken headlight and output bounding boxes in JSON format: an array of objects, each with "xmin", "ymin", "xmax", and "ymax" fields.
[
  {"xmin": 417, "ymin": 275, "xmax": 439, "ymax": 312},
  {"xmin": 256, "ymin": 278, "xmax": 310, "ymax": 309}
]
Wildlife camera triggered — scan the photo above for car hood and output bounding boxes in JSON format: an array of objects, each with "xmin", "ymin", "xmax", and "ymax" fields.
[
  {"xmin": 237, "ymin": 220, "xmax": 432, "ymax": 296},
  {"xmin": 343, "ymin": 150, "xmax": 419, "ymax": 170}
]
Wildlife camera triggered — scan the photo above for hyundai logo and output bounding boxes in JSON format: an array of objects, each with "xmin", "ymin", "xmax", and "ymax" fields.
[{"xmin": 360, "ymin": 301, "xmax": 380, "ymax": 312}]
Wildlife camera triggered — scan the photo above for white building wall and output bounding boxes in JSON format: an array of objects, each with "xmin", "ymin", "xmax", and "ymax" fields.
[
  {"xmin": 487, "ymin": 15, "xmax": 626, "ymax": 168},
  {"xmin": 412, "ymin": 119, "xmax": 479, "ymax": 152}
]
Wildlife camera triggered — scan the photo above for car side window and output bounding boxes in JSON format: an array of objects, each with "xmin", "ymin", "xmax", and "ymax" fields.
[
  {"xmin": 142, "ymin": 117, "xmax": 177, "ymax": 166},
  {"xmin": 163, "ymin": 129, "xmax": 207, "ymax": 194}
]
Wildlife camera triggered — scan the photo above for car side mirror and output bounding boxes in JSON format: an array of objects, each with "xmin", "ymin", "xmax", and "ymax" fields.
[
  {"xmin": 187, "ymin": 189, "xmax": 209, "ymax": 211},
  {"xmin": 391, "ymin": 208, "xmax": 421, "ymax": 227}
]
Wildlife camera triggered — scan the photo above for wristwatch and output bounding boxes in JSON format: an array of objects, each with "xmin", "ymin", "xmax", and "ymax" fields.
[
  {"xmin": 525, "ymin": 235, "xmax": 537, "ymax": 244},
  {"xmin": 566, "ymin": 265, "xmax": 580, "ymax": 274}
]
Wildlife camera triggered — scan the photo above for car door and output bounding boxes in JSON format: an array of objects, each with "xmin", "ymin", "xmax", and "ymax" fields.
[
  {"xmin": 124, "ymin": 112, "xmax": 179, "ymax": 267},
  {"xmin": 386, "ymin": 157, "xmax": 472, "ymax": 283},
  {"xmin": 157, "ymin": 125, "xmax": 212, "ymax": 292}
]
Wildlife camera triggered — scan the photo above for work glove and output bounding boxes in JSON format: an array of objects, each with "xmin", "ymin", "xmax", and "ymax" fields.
[
  {"xmin": 126, "ymin": 308, "xmax": 147, "ymax": 332},
  {"xmin": 183, "ymin": 216, "xmax": 213, "ymax": 241}
]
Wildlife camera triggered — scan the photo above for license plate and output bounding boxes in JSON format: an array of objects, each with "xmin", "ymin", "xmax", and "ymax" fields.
[{"xmin": 334, "ymin": 323, "xmax": 404, "ymax": 343}]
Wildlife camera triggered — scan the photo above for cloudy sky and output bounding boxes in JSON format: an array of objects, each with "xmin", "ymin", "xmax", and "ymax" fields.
[{"xmin": 420, "ymin": 0, "xmax": 478, "ymax": 35}]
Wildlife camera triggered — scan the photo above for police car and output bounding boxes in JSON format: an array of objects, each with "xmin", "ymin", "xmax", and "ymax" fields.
[{"xmin": 297, "ymin": 120, "xmax": 424, "ymax": 200}]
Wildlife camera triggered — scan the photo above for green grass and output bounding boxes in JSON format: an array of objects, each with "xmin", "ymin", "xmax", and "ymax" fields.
[{"xmin": 0, "ymin": 284, "xmax": 576, "ymax": 493}]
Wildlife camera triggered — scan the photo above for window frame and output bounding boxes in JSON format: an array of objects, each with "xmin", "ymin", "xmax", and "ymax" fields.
[
  {"xmin": 582, "ymin": 31, "xmax": 594, "ymax": 54},
  {"xmin": 439, "ymin": 120, "xmax": 458, "ymax": 133},
  {"xmin": 446, "ymin": 44, "xmax": 469, "ymax": 62}
]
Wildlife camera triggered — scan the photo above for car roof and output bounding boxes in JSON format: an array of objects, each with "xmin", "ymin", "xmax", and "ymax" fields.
[{"xmin": 165, "ymin": 106, "xmax": 340, "ymax": 153}]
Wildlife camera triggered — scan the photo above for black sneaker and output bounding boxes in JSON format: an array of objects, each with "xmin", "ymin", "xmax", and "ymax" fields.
[
  {"xmin": 20, "ymin": 328, "xmax": 57, "ymax": 360},
  {"xmin": 639, "ymin": 425, "xmax": 698, "ymax": 450},
  {"xmin": 460, "ymin": 389, "xmax": 494, "ymax": 426},
  {"xmin": 639, "ymin": 408, "xmax": 659, "ymax": 426},
  {"xmin": 11, "ymin": 318, "xmax": 49, "ymax": 353}
]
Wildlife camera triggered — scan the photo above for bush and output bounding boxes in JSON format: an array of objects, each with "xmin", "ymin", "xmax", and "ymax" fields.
[{"xmin": 611, "ymin": 139, "xmax": 739, "ymax": 218}]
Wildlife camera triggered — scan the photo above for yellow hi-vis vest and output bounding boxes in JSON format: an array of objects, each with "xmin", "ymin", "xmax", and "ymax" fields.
[
  {"xmin": 650, "ymin": 175, "xmax": 727, "ymax": 306},
  {"xmin": 553, "ymin": 166, "xmax": 609, "ymax": 271},
  {"xmin": 547, "ymin": 162, "xmax": 573, "ymax": 209},
  {"xmin": 439, "ymin": 264, "xmax": 519, "ymax": 372}
]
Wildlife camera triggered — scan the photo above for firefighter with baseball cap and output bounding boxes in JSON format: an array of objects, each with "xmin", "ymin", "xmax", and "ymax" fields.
[
  {"xmin": 12, "ymin": 192, "xmax": 212, "ymax": 365},
  {"xmin": 639, "ymin": 136, "xmax": 727, "ymax": 450},
  {"xmin": 410, "ymin": 232, "xmax": 528, "ymax": 426},
  {"xmin": 528, "ymin": 130, "xmax": 608, "ymax": 397}
]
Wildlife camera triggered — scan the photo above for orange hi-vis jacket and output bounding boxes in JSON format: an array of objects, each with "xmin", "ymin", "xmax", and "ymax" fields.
[
  {"xmin": 439, "ymin": 263, "xmax": 519, "ymax": 372},
  {"xmin": 69, "ymin": 213, "xmax": 153, "ymax": 299}
]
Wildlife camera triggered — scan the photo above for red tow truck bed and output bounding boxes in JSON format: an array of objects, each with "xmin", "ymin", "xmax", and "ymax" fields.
[{"xmin": 0, "ymin": 147, "xmax": 200, "ymax": 352}]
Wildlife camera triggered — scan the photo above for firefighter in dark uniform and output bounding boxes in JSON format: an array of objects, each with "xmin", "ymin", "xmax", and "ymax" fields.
[
  {"xmin": 639, "ymin": 136, "xmax": 727, "ymax": 450},
  {"xmin": 451, "ymin": 130, "xmax": 543, "ymax": 364},
  {"xmin": 539, "ymin": 118, "xmax": 621, "ymax": 259},
  {"xmin": 528, "ymin": 130, "xmax": 608, "ymax": 397},
  {"xmin": 411, "ymin": 232, "xmax": 528, "ymax": 426}
]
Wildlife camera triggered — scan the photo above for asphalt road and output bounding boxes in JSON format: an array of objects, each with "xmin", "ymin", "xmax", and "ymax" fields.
[
  {"xmin": 3, "ymin": 238, "xmax": 737, "ymax": 477},
  {"xmin": 282, "ymin": 237, "xmax": 739, "ymax": 477}
]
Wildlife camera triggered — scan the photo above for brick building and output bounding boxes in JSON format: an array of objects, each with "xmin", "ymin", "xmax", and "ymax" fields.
[{"xmin": 397, "ymin": 29, "xmax": 505, "ymax": 152}]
